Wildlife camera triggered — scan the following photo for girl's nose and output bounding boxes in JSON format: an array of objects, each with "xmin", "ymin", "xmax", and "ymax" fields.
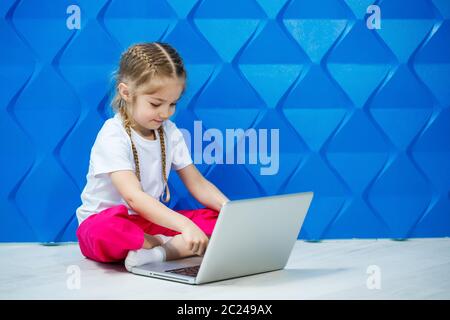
[
  {"xmin": 159, "ymin": 112, "xmax": 169, "ymax": 120},
  {"xmin": 159, "ymin": 107, "xmax": 171, "ymax": 119}
]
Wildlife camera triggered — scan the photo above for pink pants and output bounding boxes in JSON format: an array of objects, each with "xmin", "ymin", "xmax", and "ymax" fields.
[{"xmin": 76, "ymin": 204, "xmax": 219, "ymax": 263}]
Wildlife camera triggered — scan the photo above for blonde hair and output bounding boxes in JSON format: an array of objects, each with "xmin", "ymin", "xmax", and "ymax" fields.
[{"xmin": 111, "ymin": 42, "xmax": 187, "ymax": 203}]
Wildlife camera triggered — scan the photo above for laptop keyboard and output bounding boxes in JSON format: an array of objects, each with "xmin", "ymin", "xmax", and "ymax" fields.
[{"xmin": 165, "ymin": 265, "xmax": 201, "ymax": 277}]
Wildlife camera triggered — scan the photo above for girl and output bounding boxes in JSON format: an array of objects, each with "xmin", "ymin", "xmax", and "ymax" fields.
[{"xmin": 75, "ymin": 42, "xmax": 229, "ymax": 272}]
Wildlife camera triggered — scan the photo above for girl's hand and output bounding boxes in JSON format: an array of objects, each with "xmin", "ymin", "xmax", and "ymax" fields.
[{"xmin": 180, "ymin": 222, "xmax": 209, "ymax": 256}]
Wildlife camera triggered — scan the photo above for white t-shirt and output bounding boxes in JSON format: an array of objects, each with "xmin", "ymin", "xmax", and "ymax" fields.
[{"xmin": 75, "ymin": 113, "xmax": 193, "ymax": 225}]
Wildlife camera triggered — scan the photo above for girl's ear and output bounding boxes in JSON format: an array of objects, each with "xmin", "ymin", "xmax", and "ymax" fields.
[{"xmin": 118, "ymin": 82, "xmax": 131, "ymax": 102}]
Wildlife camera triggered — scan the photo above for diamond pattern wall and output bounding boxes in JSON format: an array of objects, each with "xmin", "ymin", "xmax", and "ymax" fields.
[{"xmin": 1, "ymin": 0, "xmax": 449, "ymax": 242}]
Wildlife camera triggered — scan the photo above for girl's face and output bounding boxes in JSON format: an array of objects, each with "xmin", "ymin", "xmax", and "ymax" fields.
[{"xmin": 119, "ymin": 78, "xmax": 184, "ymax": 138}]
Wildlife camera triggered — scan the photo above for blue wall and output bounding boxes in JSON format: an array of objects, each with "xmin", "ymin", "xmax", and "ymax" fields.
[{"xmin": 1, "ymin": 0, "xmax": 449, "ymax": 242}]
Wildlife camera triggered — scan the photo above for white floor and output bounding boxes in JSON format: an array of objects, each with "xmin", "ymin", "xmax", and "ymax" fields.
[{"xmin": 0, "ymin": 238, "xmax": 449, "ymax": 300}]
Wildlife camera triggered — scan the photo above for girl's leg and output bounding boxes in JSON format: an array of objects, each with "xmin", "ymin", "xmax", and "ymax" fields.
[
  {"xmin": 76, "ymin": 205, "xmax": 150, "ymax": 263},
  {"xmin": 143, "ymin": 233, "xmax": 163, "ymax": 249},
  {"xmin": 77, "ymin": 206, "xmax": 219, "ymax": 263},
  {"xmin": 143, "ymin": 208, "xmax": 219, "ymax": 260},
  {"xmin": 145, "ymin": 207, "xmax": 220, "ymax": 238}
]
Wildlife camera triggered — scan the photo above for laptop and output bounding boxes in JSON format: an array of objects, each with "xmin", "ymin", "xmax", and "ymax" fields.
[{"xmin": 129, "ymin": 191, "xmax": 314, "ymax": 285}]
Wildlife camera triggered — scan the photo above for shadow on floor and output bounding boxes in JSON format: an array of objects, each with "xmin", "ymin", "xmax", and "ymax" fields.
[
  {"xmin": 202, "ymin": 267, "xmax": 350, "ymax": 287},
  {"xmin": 91, "ymin": 261, "xmax": 127, "ymax": 274},
  {"xmin": 88, "ymin": 259, "xmax": 349, "ymax": 287}
]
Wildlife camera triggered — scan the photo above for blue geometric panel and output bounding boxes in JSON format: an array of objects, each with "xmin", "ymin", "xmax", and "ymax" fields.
[
  {"xmin": 282, "ymin": 64, "xmax": 350, "ymax": 151},
  {"xmin": 414, "ymin": 20, "xmax": 450, "ymax": 106},
  {"xmin": 369, "ymin": 65, "xmax": 434, "ymax": 148},
  {"xmin": 194, "ymin": 0, "xmax": 263, "ymax": 62},
  {"xmin": 283, "ymin": 0, "xmax": 350, "ymax": 63},
  {"xmin": 1, "ymin": 0, "xmax": 449, "ymax": 242},
  {"xmin": 103, "ymin": 0, "xmax": 176, "ymax": 49}
]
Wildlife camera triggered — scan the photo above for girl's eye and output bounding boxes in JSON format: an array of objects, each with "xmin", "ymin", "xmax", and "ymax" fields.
[{"xmin": 149, "ymin": 102, "xmax": 177, "ymax": 107}]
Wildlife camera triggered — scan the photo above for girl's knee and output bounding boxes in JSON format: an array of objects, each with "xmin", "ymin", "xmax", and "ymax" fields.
[{"xmin": 76, "ymin": 214, "xmax": 142, "ymax": 263}]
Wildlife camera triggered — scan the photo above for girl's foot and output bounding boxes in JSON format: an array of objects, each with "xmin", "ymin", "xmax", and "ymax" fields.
[
  {"xmin": 154, "ymin": 234, "xmax": 173, "ymax": 245},
  {"xmin": 142, "ymin": 233, "xmax": 172, "ymax": 248},
  {"xmin": 125, "ymin": 246, "xmax": 167, "ymax": 272}
]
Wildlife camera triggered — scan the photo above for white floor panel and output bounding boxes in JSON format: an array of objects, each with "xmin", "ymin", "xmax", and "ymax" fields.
[{"xmin": 0, "ymin": 238, "xmax": 449, "ymax": 300}]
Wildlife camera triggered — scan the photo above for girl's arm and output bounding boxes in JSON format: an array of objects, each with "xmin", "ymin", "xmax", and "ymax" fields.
[
  {"xmin": 110, "ymin": 170, "xmax": 210, "ymax": 253},
  {"xmin": 110, "ymin": 170, "xmax": 192, "ymax": 232},
  {"xmin": 176, "ymin": 164, "xmax": 230, "ymax": 212}
]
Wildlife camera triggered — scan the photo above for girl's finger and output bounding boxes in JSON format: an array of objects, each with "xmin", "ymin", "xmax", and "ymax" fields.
[{"xmin": 186, "ymin": 240, "xmax": 194, "ymax": 251}]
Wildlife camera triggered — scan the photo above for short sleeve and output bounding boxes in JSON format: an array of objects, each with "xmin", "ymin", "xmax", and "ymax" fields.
[
  {"xmin": 90, "ymin": 121, "xmax": 134, "ymax": 177},
  {"xmin": 167, "ymin": 121, "xmax": 193, "ymax": 171}
]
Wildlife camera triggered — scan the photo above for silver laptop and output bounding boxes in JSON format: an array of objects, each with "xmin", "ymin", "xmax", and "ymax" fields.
[{"xmin": 130, "ymin": 191, "xmax": 314, "ymax": 285}]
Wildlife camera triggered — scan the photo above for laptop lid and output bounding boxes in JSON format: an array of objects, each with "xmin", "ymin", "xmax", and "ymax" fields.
[{"xmin": 195, "ymin": 191, "xmax": 314, "ymax": 284}]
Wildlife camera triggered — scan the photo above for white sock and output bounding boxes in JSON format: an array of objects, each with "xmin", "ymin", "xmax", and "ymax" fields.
[
  {"xmin": 125, "ymin": 246, "xmax": 167, "ymax": 272},
  {"xmin": 154, "ymin": 234, "xmax": 173, "ymax": 245}
]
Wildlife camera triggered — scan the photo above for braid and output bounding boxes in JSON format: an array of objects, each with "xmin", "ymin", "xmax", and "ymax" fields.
[
  {"xmin": 119, "ymin": 104, "xmax": 141, "ymax": 182},
  {"xmin": 128, "ymin": 45, "xmax": 157, "ymax": 75},
  {"xmin": 158, "ymin": 126, "xmax": 171, "ymax": 203},
  {"xmin": 124, "ymin": 125, "xmax": 141, "ymax": 182}
]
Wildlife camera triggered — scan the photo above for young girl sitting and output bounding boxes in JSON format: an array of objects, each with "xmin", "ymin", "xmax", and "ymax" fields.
[{"xmin": 75, "ymin": 42, "xmax": 229, "ymax": 272}]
